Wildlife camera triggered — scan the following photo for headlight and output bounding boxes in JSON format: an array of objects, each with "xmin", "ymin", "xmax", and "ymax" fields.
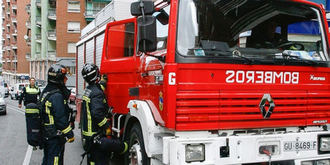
[
  {"xmin": 185, "ymin": 144, "xmax": 205, "ymax": 163},
  {"xmin": 319, "ymin": 134, "xmax": 330, "ymax": 154}
]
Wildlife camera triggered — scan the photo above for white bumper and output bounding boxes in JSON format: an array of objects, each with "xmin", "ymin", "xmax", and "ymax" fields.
[{"xmin": 162, "ymin": 131, "xmax": 330, "ymax": 165}]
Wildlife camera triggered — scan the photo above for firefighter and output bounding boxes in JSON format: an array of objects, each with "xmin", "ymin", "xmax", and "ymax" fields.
[
  {"xmin": 18, "ymin": 77, "xmax": 40, "ymax": 108},
  {"xmin": 41, "ymin": 64, "xmax": 75, "ymax": 165},
  {"xmin": 81, "ymin": 63, "xmax": 127, "ymax": 165}
]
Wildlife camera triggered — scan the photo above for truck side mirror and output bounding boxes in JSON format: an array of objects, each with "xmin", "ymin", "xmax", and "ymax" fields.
[
  {"xmin": 138, "ymin": 15, "xmax": 157, "ymax": 52},
  {"xmin": 131, "ymin": 1, "xmax": 154, "ymax": 16}
]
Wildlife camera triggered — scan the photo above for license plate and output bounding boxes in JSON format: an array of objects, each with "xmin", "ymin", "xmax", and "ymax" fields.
[{"xmin": 283, "ymin": 141, "xmax": 317, "ymax": 152}]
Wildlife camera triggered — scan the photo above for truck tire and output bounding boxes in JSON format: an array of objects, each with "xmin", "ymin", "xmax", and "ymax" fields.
[{"xmin": 124, "ymin": 124, "xmax": 150, "ymax": 165}]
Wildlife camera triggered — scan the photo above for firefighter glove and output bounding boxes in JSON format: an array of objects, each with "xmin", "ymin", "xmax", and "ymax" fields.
[
  {"xmin": 106, "ymin": 128, "xmax": 111, "ymax": 136},
  {"xmin": 67, "ymin": 137, "xmax": 75, "ymax": 143}
]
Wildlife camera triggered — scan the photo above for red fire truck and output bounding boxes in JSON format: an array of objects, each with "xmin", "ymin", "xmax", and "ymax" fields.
[{"xmin": 79, "ymin": 0, "xmax": 330, "ymax": 164}]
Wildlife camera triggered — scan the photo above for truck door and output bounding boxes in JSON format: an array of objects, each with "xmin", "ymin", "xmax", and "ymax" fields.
[{"xmin": 100, "ymin": 18, "xmax": 137, "ymax": 114}]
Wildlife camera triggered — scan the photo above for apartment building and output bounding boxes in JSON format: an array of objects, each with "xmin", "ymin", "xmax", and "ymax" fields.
[
  {"xmin": 1, "ymin": 0, "xmax": 30, "ymax": 85},
  {"xmin": 29, "ymin": 0, "xmax": 86, "ymax": 83}
]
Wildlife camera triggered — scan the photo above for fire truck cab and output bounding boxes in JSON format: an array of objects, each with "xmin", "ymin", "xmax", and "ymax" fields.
[{"xmin": 99, "ymin": 0, "xmax": 330, "ymax": 164}]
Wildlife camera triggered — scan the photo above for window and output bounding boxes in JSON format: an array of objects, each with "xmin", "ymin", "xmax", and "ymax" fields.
[
  {"xmin": 68, "ymin": 1, "xmax": 80, "ymax": 12},
  {"xmin": 67, "ymin": 22, "xmax": 80, "ymax": 33},
  {"xmin": 106, "ymin": 22, "xmax": 135, "ymax": 59},
  {"xmin": 68, "ymin": 43, "xmax": 76, "ymax": 53}
]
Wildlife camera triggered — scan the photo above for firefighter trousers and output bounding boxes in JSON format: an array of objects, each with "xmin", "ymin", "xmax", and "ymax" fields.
[{"xmin": 42, "ymin": 137, "xmax": 65, "ymax": 165}]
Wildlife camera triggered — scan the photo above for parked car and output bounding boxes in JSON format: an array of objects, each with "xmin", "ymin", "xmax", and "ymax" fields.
[
  {"xmin": 10, "ymin": 83, "xmax": 29, "ymax": 100},
  {"xmin": 69, "ymin": 87, "xmax": 76, "ymax": 104},
  {"xmin": 0, "ymin": 92, "xmax": 7, "ymax": 115}
]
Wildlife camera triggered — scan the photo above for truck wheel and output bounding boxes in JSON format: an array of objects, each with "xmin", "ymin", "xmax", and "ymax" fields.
[{"xmin": 124, "ymin": 124, "xmax": 150, "ymax": 165}]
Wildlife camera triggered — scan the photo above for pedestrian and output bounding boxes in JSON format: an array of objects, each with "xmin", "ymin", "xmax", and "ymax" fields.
[
  {"xmin": 18, "ymin": 77, "xmax": 40, "ymax": 108},
  {"xmin": 41, "ymin": 64, "xmax": 75, "ymax": 165},
  {"xmin": 81, "ymin": 63, "xmax": 127, "ymax": 165}
]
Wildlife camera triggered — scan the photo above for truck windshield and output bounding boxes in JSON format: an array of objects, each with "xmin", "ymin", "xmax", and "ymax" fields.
[{"xmin": 176, "ymin": 0, "xmax": 330, "ymax": 66}]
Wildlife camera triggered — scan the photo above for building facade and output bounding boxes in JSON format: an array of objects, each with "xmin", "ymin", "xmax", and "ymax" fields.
[
  {"xmin": 2, "ymin": 0, "xmax": 30, "ymax": 85},
  {"xmin": 29, "ymin": 0, "xmax": 86, "ymax": 82}
]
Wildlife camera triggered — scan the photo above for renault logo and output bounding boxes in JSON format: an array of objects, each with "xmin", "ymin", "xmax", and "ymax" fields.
[{"xmin": 259, "ymin": 94, "xmax": 275, "ymax": 119}]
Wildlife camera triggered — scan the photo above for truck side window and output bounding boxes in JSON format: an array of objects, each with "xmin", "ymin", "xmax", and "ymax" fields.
[{"xmin": 106, "ymin": 22, "xmax": 135, "ymax": 59}]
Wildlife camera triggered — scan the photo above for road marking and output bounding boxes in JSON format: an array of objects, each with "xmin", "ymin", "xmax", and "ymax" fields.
[{"xmin": 22, "ymin": 145, "xmax": 33, "ymax": 165}]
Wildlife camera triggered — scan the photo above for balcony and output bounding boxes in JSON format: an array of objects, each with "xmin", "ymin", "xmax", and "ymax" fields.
[
  {"xmin": 11, "ymin": 17, "xmax": 17, "ymax": 24},
  {"xmin": 84, "ymin": 9, "xmax": 101, "ymax": 21},
  {"xmin": 6, "ymin": 23, "xmax": 10, "ymax": 27},
  {"xmin": 25, "ymin": 4, "xmax": 31, "ymax": 14},
  {"xmin": 12, "ymin": 30, "xmax": 17, "ymax": 37},
  {"xmin": 12, "ymin": 4, "xmax": 17, "ymax": 11},
  {"xmin": 6, "ymin": 0, "xmax": 10, "ymax": 4},
  {"xmin": 48, "ymin": 50, "xmax": 56, "ymax": 59},
  {"xmin": 48, "ymin": 8, "xmax": 56, "ymax": 20},
  {"xmin": 26, "ymin": 21, "xmax": 31, "ymax": 29},
  {"xmin": 36, "ymin": 34, "xmax": 41, "ymax": 43},
  {"xmin": 26, "ymin": 53, "xmax": 31, "ymax": 59},
  {"xmin": 2, "ymin": 4, "xmax": 4, "ymax": 8},
  {"xmin": 11, "ymin": 44, "xmax": 17, "ymax": 50},
  {"xmin": 6, "ymin": 34, "xmax": 10, "ymax": 39},
  {"xmin": 48, "ymin": 30, "xmax": 56, "ymax": 41},
  {"xmin": 36, "ymin": 16, "xmax": 41, "ymax": 26},
  {"xmin": 36, "ymin": 0, "xmax": 41, "ymax": 8},
  {"xmin": 6, "ymin": 46, "xmax": 10, "ymax": 51}
]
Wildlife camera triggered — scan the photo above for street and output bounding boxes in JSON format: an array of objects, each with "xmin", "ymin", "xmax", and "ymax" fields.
[{"xmin": 0, "ymin": 98, "xmax": 86, "ymax": 165}]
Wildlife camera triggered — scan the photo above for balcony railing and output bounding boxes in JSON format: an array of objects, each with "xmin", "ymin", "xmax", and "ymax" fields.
[
  {"xmin": 36, "ymin": 0, "xmax": 41, "ymax": 8},
  {"xmin": 48, "ymin": 8, "xmax": 56, "ymax": 20},
  {"xmin": 48, "ymin": 30, "xmax": 56, "ymax": 41},
  {"xmin": 36, "ymin": 34, "xmax": 41, "ymax": 42},
  {"xmin": 6, "ymin": 23, "xmax": 10, "ymax": 27},
  {"xmin": 11, "ymin": 17, "xmax": 17, "ymax": 24},
  {"xmin": 84, "ymin": 9, "xmax": 101, "ymax": 19},
  {"xmin": 26, "ymin": 21, "xmax": 31, "ymax": 29},
  {"xmin": 36, "ymin": 16, "xmax": 41, "ymax": 26},
  {"xmin": 12, "ymin": 4, "xmax": 17, "ymax": 10},
  {"xmin": 26, "ymin": 53, "xmax": 31, "ymax": 59},
  {"xmin": 26, "ymin": 4, "xmax": 31, "ymax": 14},
  {"xmin": 11, "ymin": 44, "xmax": 17, "ymax": 49},
  {"xmin": 6, "ymin": 34, "xmax": 10, "ymax": 39},
  {"xmin": 48, "ymin": 50, "xmax": 56, "ymax": 60},
  {"xmin": 6, "ymin": 0, "xmax": 10, "ymax": 3}
]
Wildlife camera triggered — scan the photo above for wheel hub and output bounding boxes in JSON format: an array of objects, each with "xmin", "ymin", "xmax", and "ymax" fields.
[{"xmin": 128, "ymin": 143, "xmax": 143, "ymax": 165}]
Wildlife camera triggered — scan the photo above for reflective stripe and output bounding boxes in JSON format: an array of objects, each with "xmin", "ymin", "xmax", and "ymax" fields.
[
  {"xmin": 25, "ymin": 109, "xmax": 39, "ymax": 114},
  {"xmin": 82, "ymin": 130, "xmax": 97, "ymax": 136},
  {"xmin": 83, "ymin": 95, "xmax": 95, "ymax": 137},
  {"xmin": 54, "ymin": 156, "xmax": 59, "ymax": 165},
  {"xmin": 100, "ymin": 85, "xmax": 105, "ymax": 91},
  {"xmin": 45, "ymin": 101, "xmax": 54, "ymax": 125},
  {"xmin": 90, "ymin": 162, "xmax": 95, "ymax": 165},
  {"xmin": 98, "ymin": 118, "xmax": 107, "ymax": 127},
  {"xmin": 61, "ymin": 125, "xmax": 72, "ymax": 134},
  {"xmin": 26, "ymin": 86, "xmax": 39, "ymax": 94},
  {"xmin": 64, "ymin": 100, "xmax": 67, "ymax": 104}
]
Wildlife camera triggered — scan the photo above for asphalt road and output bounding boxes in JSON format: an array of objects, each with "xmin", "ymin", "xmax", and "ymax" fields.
[{"xmin": 0, "ymin": 98, "xmax": 87, "ymax": 165}]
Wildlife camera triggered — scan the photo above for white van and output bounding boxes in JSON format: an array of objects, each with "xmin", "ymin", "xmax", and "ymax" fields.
[{"xmin": 10, "ymin": 83, "xmax": 29, "ymax": 100}]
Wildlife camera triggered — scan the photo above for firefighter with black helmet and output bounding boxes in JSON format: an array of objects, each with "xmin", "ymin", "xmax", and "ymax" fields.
[
  {"xmin": 81, "ymin": 63, "xmax": 127, "ymax": 165},
  {"xmin": 41, "ymin": 64, "xmax": 75, "ymax": 165}
]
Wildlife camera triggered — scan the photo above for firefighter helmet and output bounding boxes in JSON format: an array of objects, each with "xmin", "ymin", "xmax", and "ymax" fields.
[
  {"xmin": 47, "ymin": 64, "xmax": 67, "ymax": 85},
  {"xmin": 81, "ymin": 63, "xmax": 100, "ymax": 84}
]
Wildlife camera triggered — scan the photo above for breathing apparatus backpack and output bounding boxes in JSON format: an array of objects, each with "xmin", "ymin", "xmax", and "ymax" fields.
[{"xmin": 25, "ymin": 89, "xmax": 59, "ymax": 148}]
